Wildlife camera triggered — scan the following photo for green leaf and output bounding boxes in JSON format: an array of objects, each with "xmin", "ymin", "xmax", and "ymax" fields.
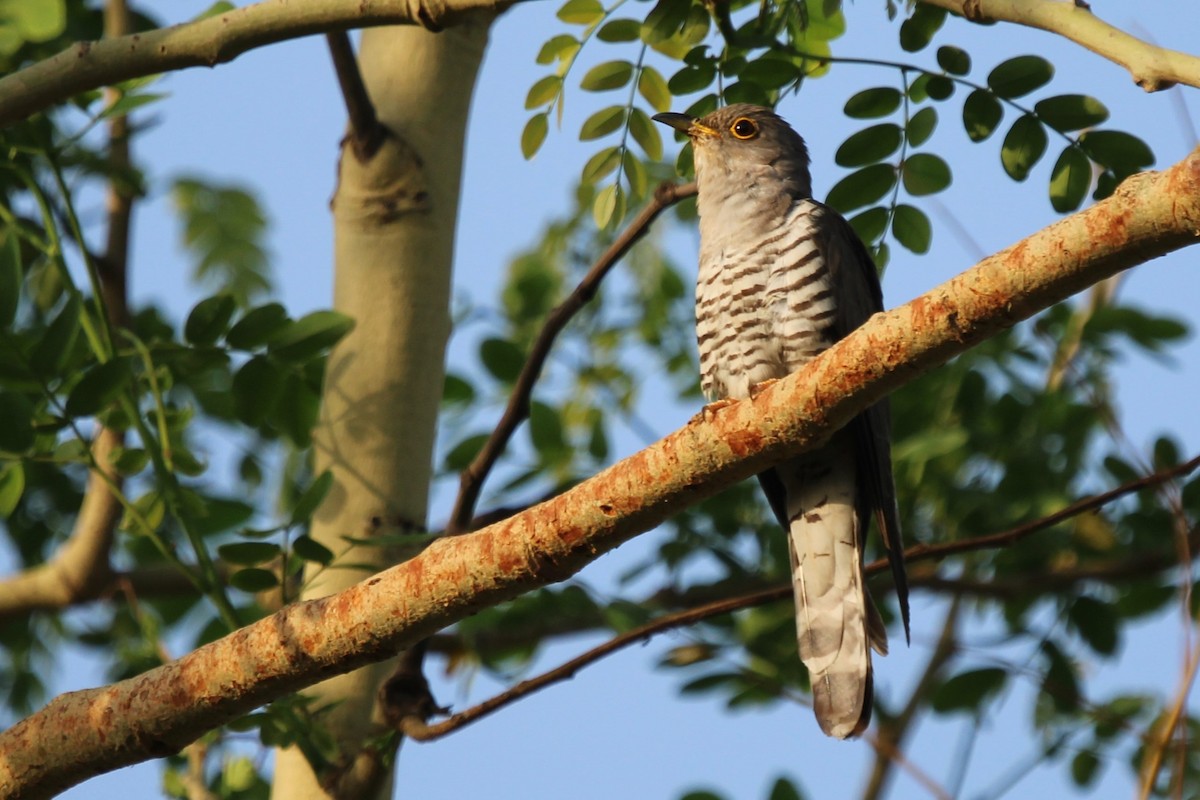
[
  {"xmin": 925, "ymin": 76, "xmax": 954, "ymax": 101},
  {"xmin": 835, "ymin": 123, "xmax": 902, "ymax": 167},
  {"xmin": 443, "ymin": 373, "xmax": 475, "ymax": 406},
  {"xmin": 1001, "ymin": 113, "xmax": 1048, "ymax": 181},
  {"xmin": 0, "ymin": 392, "xmax": 34, "ymax": 452},
  {"xmin": 480, "ymin": 337, "xmax": 524, "ymax": 382},
  {"xmin": 111, "ymin": 447, "xmax": 150, "ymax": 476},
  {"xmin": 292, "ymin": 535, "xmax": 334, "ymax": 565},
  {"xmin": 668, "ymin": 63, "xmax": 715, "ymax": 95},
  {"xmin": 579, "ymin": 106, "xmax": 626, "ymax": 141},
  {"xmin": 848, "ymin": 207, "xmax": 889, "ymax": 243},
  {"xmin": 902, "ymin": 153, "xmax": 951, "ymax": 195},
  {"xmin": 637, "ymin": 66, "xmax": 672, "ymax": 113},
  {"xmin": 723, "ymin": 81, "xmax": 770, "ymax": 107},
  {"xmin": 892, "ymin": 204, "xmax": 932, "ymax": 254},
  {"xmin": 218, "ymin": 541, "xmax": 281, "ymax": 566},
  {"xmin": 740, "ymin": 56, "xmax": 799, "ymax": 91},
  {"xmin": 226, "ymin": 303, "xmax": 290, "ymax": 350},
  {"xmin": 1071, "ymin": 750, "xmax": 1101, "ymax": 788},
  {"xmin": 937, "ymin": 45, "xmax": 970, "ymax": 75},
  {"xmin": 899, "ymin": 3, "xmax": 945, "ymax": 52},
  {"xmin": 593, "ymin": 183, "xmax": 620, "ymax": 228},
  {"xmin": 580, "ymin": 61, "xmax": 635, "ymax": 92},
  {"xmin": 0, "ymin": 462, "xmax": 24, "ymax": 516},
  {"xmin": 1079, "ymin": 130, "xmax": 1155, "ymax": 175},
  {"xmin": 768, "ymin": 777, "xmax": 803, "ymax": 800},
  {"xmin": 597, "ymin": 18, "xmax": 640, "ymax": 42},
  {"xmin": 1034, "ymin": 94, "xmax": 1109, "ymax": 132},
  {"xmin": 267, "ymin": 310, "xmax": 354, "ymax": 362},
  {"xmin": 0, "ymin": 0, "xmax": 66, "ymax": 43},
  {"xmin": 1069, "ymin": 596, "xmax": 1118, "ymax": 655},
  {"xmin": 524, "ymin": 75, "xmax": 561, "ymax": 110},
  {"xmin": 444, "ymin": 433, "xmax": 489, "ymax": 471},
  {"xmin": 1049, "ymin": 146, "xmax": 1091, "ymax": 212},
  {"xmin": 962, "ymin": 88, "xmax": 1003, "ymax": 142},
  {"xmin": 987, "ymin": 55, "xmax": 1053, "ymax": 99},
  {"xmin": 641, "ymin": 0, "xmax": 691, "ymax": 44},
  {"xmin": 277, "ymin": 372, "xmax": 320, "ymax": 447},
  {"xmin": 100, "ymin": 92, "xmax": 169, "ymax": 121},
  {"xmin": 844, "ymin": 87, "xmax": 901, "ymax": 119},
  {"xmin": 285, "ymin": 472, "xmax": 333, "ymax": 530},
  {"xmin": 32, "ymin": 296, "xmax": 81, "ymax": 375},
  {"xmin": 529, "ymin": 401, "xmax": 567, "ymax": 458},
  {"xmin": 0, "ymin": 228, "xmax": 20, "ymax": 328},
  {"xmin": 629, "ymin": 108, "xmax": 663, "ymax": 161},
  {"xmin": 536, "ymin": 34, "xmax": 579, "ymax": 66},
  {"xmin": 906, "ymin": 106, "xmax": 937, "ymax": 147},
  {"xmin": 232, "ymin": 356, "xmax": 286, "ymax": 426},
  {"xmin": 230, "ymin": 568, "xmax": 279, "ymax": 592},
  {"xmin": 556, "ymin": 0, "xmax": 603, "ymax": 25},
  {"xmin": 932, "ymin": 667, "xmax": 1007, "ymax": 713},
  {"xmin": 65, "ymin": 358, "xmax": 130, "ymax": 418},
  {"xmin": 1041, "ymin": 640, "xmax": 1080, "ymax": 712},
  {"xmin": 185, "ymin": 293, "xmax": 238, "ymax": 346},
  {"xmin": 582, "ymin": 146, "xmax": 622, "ymax": 184},
  {"xmin": 825, "ymin": 164, "xmax": 897, "ymax": 213},
  {"xmin": 521, "ymin": 113, "xmax": 549, "ymax": 160},
  {"xmin": 624, "ymin": 150, "xmax": 649, "ymax": 198}
]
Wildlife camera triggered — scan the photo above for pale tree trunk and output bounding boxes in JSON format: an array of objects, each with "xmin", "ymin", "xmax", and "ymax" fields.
[{"xmin": 271, "ymin": 17, "xmax": 494, "ymax": 800}]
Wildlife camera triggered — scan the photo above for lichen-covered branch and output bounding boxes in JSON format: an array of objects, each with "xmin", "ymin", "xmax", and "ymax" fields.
[
  {"xmin": 0, "ymin": 0, "xmax": 516, "ymax": 128},
  {"xmin": 1, "ymin": 147, "xmax": 1198, "ymax": 800},
  {"xmin": 924, "ymin": 0, "xmax": 1200, "ymax": 91}
]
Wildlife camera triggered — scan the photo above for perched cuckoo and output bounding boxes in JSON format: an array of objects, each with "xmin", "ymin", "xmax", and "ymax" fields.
[{"xmin": 654, "ymin": 104, "xmax": 910, "ymax": 739}]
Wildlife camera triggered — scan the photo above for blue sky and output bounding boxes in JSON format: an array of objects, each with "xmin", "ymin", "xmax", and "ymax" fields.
[{"xmin": 12, "ymin": 1, "xmax": 1200, "ymax": 798}]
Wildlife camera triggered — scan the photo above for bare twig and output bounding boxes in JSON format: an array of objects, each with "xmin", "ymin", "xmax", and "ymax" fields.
[
  {"xmin": 902, "ymin": 454, "xmax": 1200, "ymax": 565},
  {"xmin": 325, "ymin": 32, "xmax": 385, "ymax": 161},
  {"xmin": 409, "ymin": 457, "xmax": 1200, "ymax": 742},
  {"xmin": 862, "ymin": 599, "xmax": 960, "ymax": 800},
  {"xmin": 400, "ymin": 586, "xmax": 767, "ymax": 740},
  {"xmin": 446, "ymin": 180, "xmax": 697, "ymax": 534},
  {"xmin": 1137, "ymin": 628, "xmax": 1200, "ymax": 798},
  {"xmin": 922, "ymin": 0, "xmax": 1200, "ymax": 91}
]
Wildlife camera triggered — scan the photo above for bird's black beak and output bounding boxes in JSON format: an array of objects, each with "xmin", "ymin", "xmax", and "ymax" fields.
[
  {"xmin": 653, "ymin": 112, "xmax": 718, "ymax": 140},
  {"xmin": 652, "ymin": 112, "xmax": 695, "ymax": 134}
]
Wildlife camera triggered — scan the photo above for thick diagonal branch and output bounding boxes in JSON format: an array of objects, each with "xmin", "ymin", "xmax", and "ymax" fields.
[
  {"xmin": 2, "ymin": 148, "xmax": 1199, "ymax": 800},
  {"xmin": 923, "ymin": 0, "xmax": 1200, "ymax": 91},
  {"xmin": 0, "ymin": 0, "xmax": 516, "ymax": 128}
]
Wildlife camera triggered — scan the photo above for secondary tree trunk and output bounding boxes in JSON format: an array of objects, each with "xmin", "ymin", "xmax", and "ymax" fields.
[{"xmin": 270, "ymin": 17, "xmax": 494, "ymax": 800}]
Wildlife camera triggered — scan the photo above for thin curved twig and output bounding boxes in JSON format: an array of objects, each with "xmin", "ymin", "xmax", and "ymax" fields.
[
  {"xmin": 445, "ymin": 180, "xmax": 697, "ymax": 534},
  {"xmin": 401, "ymin": 454, "xmax": 1200, "ymax": 741},
  {"xmin": 325, "ymin": 32, "xmax": 386, "ymax": 161}
]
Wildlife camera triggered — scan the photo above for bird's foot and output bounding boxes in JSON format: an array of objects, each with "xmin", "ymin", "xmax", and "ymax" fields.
[
  {"xmin": 690, "ymin": 397, "xmax": 738, "ymax": 425},
  {"xmin": 749, "ymin": 377, "xmax": 780, "ymax": 400}
]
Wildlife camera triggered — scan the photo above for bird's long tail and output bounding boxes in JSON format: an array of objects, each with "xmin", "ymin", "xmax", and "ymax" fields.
[{"xmin": 776, "ymin": 433, "xmax": 888, "ymax": 739}]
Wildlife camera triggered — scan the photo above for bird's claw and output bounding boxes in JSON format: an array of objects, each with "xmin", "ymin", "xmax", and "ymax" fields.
[
  {"xmin": 691, "ymin": 397, "xmax": 738, "ymax": 424},
  {"xmin": 749, "ymin": 377, "xmax": 780, "ymax": 399}
]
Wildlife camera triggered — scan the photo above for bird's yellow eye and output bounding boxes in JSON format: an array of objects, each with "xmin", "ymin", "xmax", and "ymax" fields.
[{"xmin": 730, "ymin": 117, "xmax": 759, "ymax": 140}]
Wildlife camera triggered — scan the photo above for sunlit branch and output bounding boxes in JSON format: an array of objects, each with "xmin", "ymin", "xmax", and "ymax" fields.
[{"xmin": 922, "ymin": 0, "xmax": 1200, "ymax": 91}]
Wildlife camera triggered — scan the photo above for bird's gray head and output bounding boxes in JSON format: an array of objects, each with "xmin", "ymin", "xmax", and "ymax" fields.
[{"xmin": 653, "ymin": 104, "xmax": 813, "ymax": 204}]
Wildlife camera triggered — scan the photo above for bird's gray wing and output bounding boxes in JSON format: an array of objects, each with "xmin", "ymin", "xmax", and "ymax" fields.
[{"xmin": 816, "ymin": 203, "xmax": 911, "ymax": 643}]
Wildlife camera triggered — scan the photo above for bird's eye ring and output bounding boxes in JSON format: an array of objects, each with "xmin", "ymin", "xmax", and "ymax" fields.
[{"xmin": 730, "ymin": 117, "xmax": 759, "ymax": 140}]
